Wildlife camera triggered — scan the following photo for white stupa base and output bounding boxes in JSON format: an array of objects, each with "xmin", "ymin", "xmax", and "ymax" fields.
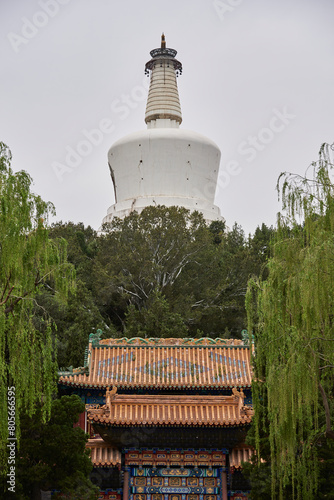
[{"xmin": 101, "ymin": 195, "xmax": 223, "ymax": 228}]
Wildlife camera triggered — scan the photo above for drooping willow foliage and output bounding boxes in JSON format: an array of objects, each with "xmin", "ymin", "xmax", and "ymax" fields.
[
  {"xmin": 246, "ymin": 143, "xmax": 334, "ymax": 499},
  {"xmin": 0, "ymin": 143, "xmax": 74, "ymax": 471}
]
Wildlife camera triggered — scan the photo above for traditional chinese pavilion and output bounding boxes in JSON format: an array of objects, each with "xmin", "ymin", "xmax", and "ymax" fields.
[{"xmin": 58, "ymin": 332, "xmax": 254, "ymax": 499}]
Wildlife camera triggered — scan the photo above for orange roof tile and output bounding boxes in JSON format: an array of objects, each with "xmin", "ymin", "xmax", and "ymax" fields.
[
  {"xmin": 86, "ymin": 439, "xmax": 121, "ymax": 467},
  {"xmin": 87, "ymin": 393, "xmax": 253, "ymax": 427},
  {"xmin": 59, "ymin": 337, "xmax": 252, "ymax": 390}
]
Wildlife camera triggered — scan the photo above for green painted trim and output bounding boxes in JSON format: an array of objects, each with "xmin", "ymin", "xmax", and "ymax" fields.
[{"xmin": 93, "ymin": 344, "xmax": 250, "ymax": 349}]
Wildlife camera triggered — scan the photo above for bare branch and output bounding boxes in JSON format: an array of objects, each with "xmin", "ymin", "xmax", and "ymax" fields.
[{"xmin": 0, "ymin": 285, "xmax": 15, "ymax": 306}]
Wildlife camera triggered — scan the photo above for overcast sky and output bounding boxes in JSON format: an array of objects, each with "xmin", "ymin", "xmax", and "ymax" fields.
[{"xmin": 1, "ymin": 0, "xmax": 333, "ymax": 235}]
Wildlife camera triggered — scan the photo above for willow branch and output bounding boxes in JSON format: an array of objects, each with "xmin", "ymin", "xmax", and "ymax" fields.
[
  {"xmin": 318, "ymin": 381, "xmax": 334, "ymax": 440},
  {"xmin": 0, "ymin": 273, "xmax": 12, "ymax": 302}
]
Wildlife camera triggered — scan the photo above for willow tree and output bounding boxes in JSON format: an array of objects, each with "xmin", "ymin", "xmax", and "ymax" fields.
[
  {"xmin": 0, "ymin": 143, "xmax": 74, "ymax": 470},
  {"xmin": 246, "ymin": 143, "xmax": 334, "ymax": 499}
]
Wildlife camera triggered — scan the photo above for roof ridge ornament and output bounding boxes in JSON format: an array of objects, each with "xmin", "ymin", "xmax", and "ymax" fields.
[
  {"xmin": 98, "ymin": 336, "xmax": 247, "ymax": 347},
  {"xmin": 106, "ymin": 386, "xmax": 117, "ymax": 410},
  {"xmin": 89, "ymin": 329, "xmax": 102, "ymax": 347},
  {"xmin": 161, "ymin": 32, "xmax": 166, "ymax": 49}
]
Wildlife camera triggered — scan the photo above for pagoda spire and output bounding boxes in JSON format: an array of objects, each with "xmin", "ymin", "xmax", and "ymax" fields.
[{"xmin": 144, "ymin": 34, "xmax": 182, "ymax": 126}]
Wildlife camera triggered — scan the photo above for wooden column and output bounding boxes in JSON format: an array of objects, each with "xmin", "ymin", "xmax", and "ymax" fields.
[
  {"xmin": 221, "ymin": 459, "xmax": 228, "ymax": 500},
  {"xmin": 123, "ymin": 468, "xmax": 130, "ymax": 500}
]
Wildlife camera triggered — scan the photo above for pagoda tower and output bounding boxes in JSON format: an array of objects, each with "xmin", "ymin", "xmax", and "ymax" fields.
[{"xmin": 101, "ymin": 34, "xmax": 223, "ymax": 225}]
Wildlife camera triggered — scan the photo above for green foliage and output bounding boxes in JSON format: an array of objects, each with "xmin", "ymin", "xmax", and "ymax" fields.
[
  {"xmin": 246, "ymin": 143, "xmax": 334, "ymax": 499},
  {"xmin": 206, "ymin": 222, "xmax": 274, "ymax": 336},
  {"xmin": 1, "ymin": 394, "xmax": 98, "ymax": 499},
  {"xmin": 317, "ymin": 440, "xmax": 334, "ymax": 499},
  {"xmin": 34, "ymin": 222, "xmax": 116, "ymax": 367},
  {"xmin": 98, "ymin": 205, "xmax": 210, "ymax": 305},
  {"xmin": 47, "ymin": 207, "xmax": 272, "ymax": 342},
  {"xmin": 56, "ymin": 282, "xmax": 114, "ymax": 367},
  {"xmin": 242, "ymin": 461, "xmax": 275, "ymax": 499},
  {"xmin": 96, "ymin": 206, "xmax": 223, "ymax": 335},
  {"xmin": 244, "ymin": 429, "xmax": 334, "ymax": 499},
  {"xmin": 96, "ymin": 206, "xmax": 270, "ymax": 337},
  {"xmin": 35, "ymin": 281, "xmax": 113, "ymax": 368},
  {"xmin": 208, "ymin": 219, "xmax": 226, "ymax": 244},
  {"xmin": 125, "ymin": 290, "xmax": 188, "ymax": 338},
  {"xmin": 0, "ymin": 143, "xmax": 75, "ymax": 470},
  {"xmin": 48, "ymin": 221, "xmax": 98, "ymax": 289}
]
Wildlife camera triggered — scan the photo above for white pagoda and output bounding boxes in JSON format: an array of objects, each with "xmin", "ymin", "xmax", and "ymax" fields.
[{"xmin": 101, "ymin": 34, "xmax": 223, "ymax": 225}]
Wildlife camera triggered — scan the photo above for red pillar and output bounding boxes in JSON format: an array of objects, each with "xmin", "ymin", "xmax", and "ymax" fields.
[
  {"xmin": 222, "ymin": 467, "xmax": 228, "ymax": 500},
  {"xmin": 123, "ymin": 468, "xmax": 130, "ymax": 500}
]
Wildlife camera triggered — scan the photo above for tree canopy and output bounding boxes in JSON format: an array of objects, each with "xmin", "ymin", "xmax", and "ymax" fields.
[
  {"xmin": 246, "ymin": 143, "xmax": 334, "ymax": 499},
  {"xmin": 40, "ymin": 207, "xmax": 273, "ymax": 345},
  {"xmin": 96, "ymin": 206, "xmax": 219, "ymax": 335},
  {"xmin": 93, "ymin": 206, "xmax": 271, "ymax": 338}
]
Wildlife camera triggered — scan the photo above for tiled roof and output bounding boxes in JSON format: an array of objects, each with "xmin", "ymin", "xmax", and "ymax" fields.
[
  {"xmin": 229, "ymin": 446, "xmax": 254, "ymax": 468},
  {"xmin": 85, "ymin": 439, "xmax": 254, "ymax": 469},
  {"xmin": 86, "ymin": 439, "xmax": 121, "ymax": 467},
  {"xmin": 59, "ymin": 337, "xmax": 252, "ymax": 390},
  {"xmin": 87, "ymin": 393, "xmax": 253, "ymax": 427}
]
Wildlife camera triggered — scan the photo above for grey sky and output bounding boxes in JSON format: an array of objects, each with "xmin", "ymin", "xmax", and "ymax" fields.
[{"xmin": 1, "ymin": 0, "xmax": 333, "ymax": 235}]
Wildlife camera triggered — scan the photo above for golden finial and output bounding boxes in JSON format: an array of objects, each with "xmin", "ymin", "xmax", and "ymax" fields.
[{"xmin": 161, "ymin": 33, "xmax": 166, "ymax": 49}]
